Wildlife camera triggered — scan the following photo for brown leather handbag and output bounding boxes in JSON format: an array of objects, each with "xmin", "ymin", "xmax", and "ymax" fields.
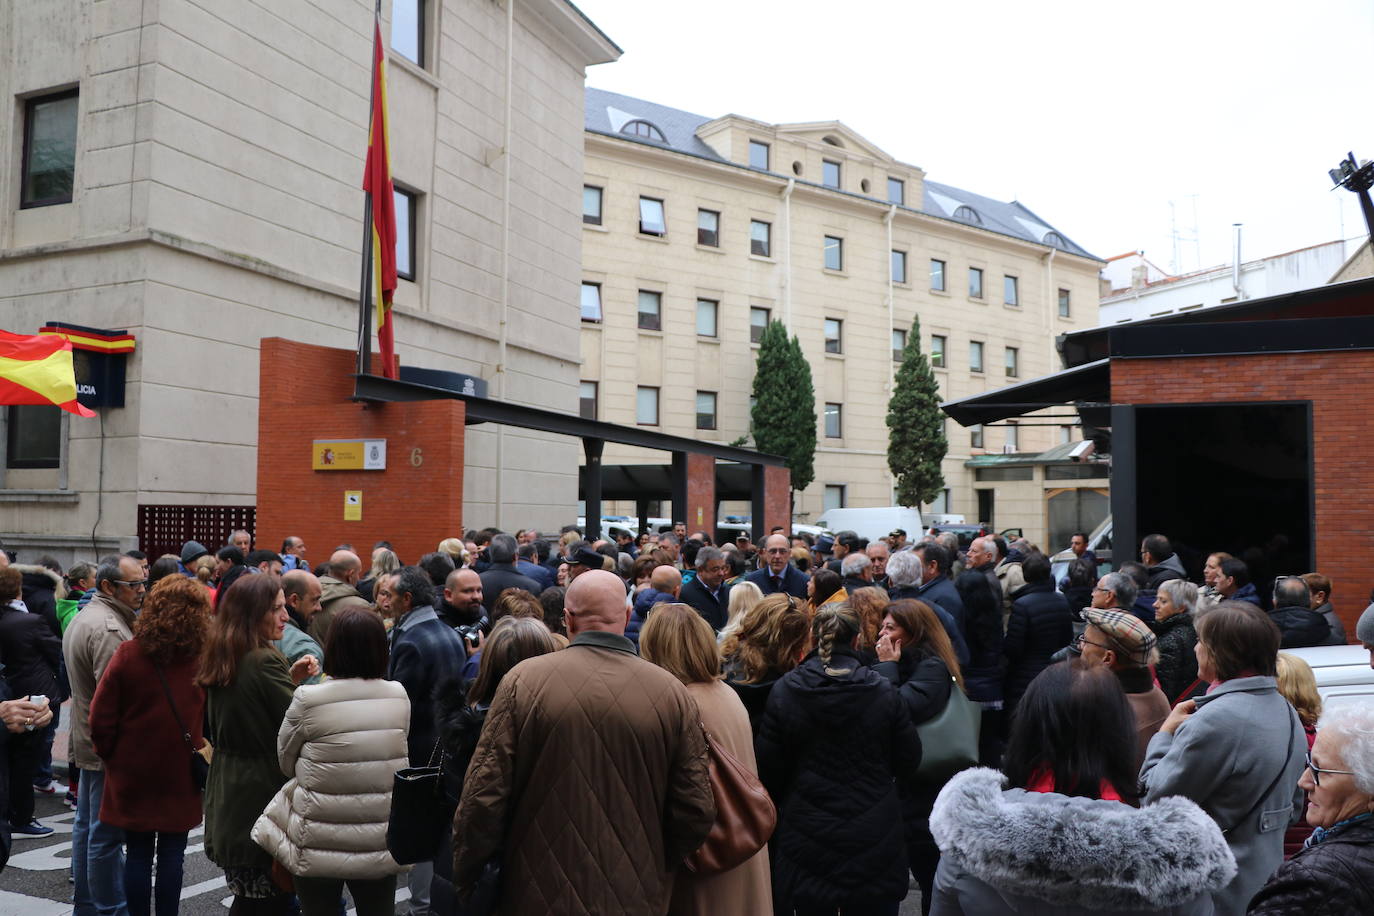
[{"xmin": 684, "ymin": 725, "xmax": 777, "ymax": 875}]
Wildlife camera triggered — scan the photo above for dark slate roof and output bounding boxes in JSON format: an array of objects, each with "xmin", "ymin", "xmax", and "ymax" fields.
[{"xmin": 584, "ymin": 87, "xmax": 1099, "ymax": 260}]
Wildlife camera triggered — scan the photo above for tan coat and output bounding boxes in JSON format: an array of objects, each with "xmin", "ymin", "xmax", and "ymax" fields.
[
  {"xmin": 671, "ymin": 680, "xmax": 772, "ymax": 916},
  {"xmin": 62, "ymin": 593, "xmax": 136, "ymax": 770},
  {"xmin": 452, "ymin": 630, "xmax": 715, "ymax": 915},
  {"xmin": 252, "ymin": 677, "xmax": 410, "ymax": 879}
]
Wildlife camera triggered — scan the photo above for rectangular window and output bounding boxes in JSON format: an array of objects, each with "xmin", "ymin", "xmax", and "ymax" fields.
[
  {"xmin": 636, "ymin": 386, "xmax": 659, "ymax": 425},
  {"xmin": 21, "ymin": 90, "xmax": 79, "ymax": 208},
  {"xmin": 582, "ymin": 185, "xmax": 602, "ymax": 225},
  {"xmin": 970, "ymin": 424, "xmax": 984, "ymax": 449},
  {"xmin": 750, "ymin": 306, "xmax": 770, "ymax": 344},
  {"xmin": 1005, "ymin": 346, "xmax": 1019, "ymax": 378},
  {"xmin": 1059, "ymin": 287, "xmax": 1072, "ymax": 317},
  {"xmin": 976, "ymin": 465, "xmax": 1033, "ymax": 482},
  {"xmin": 1006, "ymin": 421, "xmax": 1019, "ymax": 451},
  {"xmin": 969, "ymin": 267, "xmax": 984, "ymax": 298},
  {"xmin": 822, "ymin": 159, "xmax": 841, "ymax": 189},
  {"xmin": 887, "ymin": 177, "xmax": 905, "ymax": 205},
  {"xmin": 931, "ymin": 334, "xmax": 946, "ymax": 368},
  {"xmin": 930, "ymin": 259, "xmax": 946, "ymax": 291},
  {"xmin": 749, "ymin": 140, "xmax": 770, "ymax": 170},
  {"xmin": 580, "ymin": 282, "xmax": 602, "ymax": 322},
  {"xmin": 823, "ymin": 235, "xmax": 843, "ymax": 271},
  {"xmin": 5, "ymin": 406, "xmax": 62, "ymax": 469},
  {"xmin": 891, "ymin": 249, "xmax": 907, "ymax": 284},
  {"xmin": 637, "ymin": 290, "xmax": 662, "ymax": 331},
  {"xmin": 638, "ymin": 196, "xmax": 666, "ymax": 236},
  {"xmin": 696, "ymin": 391, "xmax": 718, "ymax": 430},
  {"xmin": 696, "ymin": 298, "xmax": 718, "ymax": 337},
  {"xmin": 824, "ymin": 318, "xmax": 843, "ymax": 354},
  {"xmin": 1004, "ymin": 275, "xmax": 1019, "ymax": 306},
  {"xmin": 579, "ymin": 381, "xmax": 598, "ymax": 420},
  {"xmin": 969, "ymin": 340, "xmax": 984, "ymax": 373},
  {"xmin": 824, "ymin": 402, "xmax": 842, "ymax": 438},
  {"xmin": 750, "ymin": 220, "xmax": 771, "ymax": 257},
  {"xmin": 391, "ymin": 0, "xmax": 425, "ymax": 65},
  {"xmin": 892, "ymin": 329, "xmax": 907, "ymax": 361},
  {"xmin": 1060, "ymin": 424, "xmax": 1075, "ymax": 445},
  {"xmin": 394, "ymin": 188, "xmax": 417, "ymax": 281},
  {"xmin": 697, "ymin": 209, "xmax": 720, "ymax": 247},
  {"xmin": 823, "ymin": 484, "xmax": 846, "ymax": 512}
]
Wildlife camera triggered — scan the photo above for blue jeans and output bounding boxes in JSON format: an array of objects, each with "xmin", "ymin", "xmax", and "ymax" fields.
[
  {"xmin": 124, "ymin": 830, "xmax": 186, "ymax": 916},
  {"xmin": 34, "ymin": 702, "xmax": 59, "ymax": 787},
  {"xmin": 73, "ymin": 767, "xmax": 128, "ymax": 916}
]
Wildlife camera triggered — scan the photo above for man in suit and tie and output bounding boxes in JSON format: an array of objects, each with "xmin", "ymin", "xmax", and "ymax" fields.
[
  {"xmin": 679, "ymin": 546, "xmax": 732, "ymax": 631},
  {"xmin": 745, "ymin": 534, "xmax": 810, "ymax": 599}
]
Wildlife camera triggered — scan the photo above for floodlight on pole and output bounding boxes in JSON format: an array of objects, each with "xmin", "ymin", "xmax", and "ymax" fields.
[{"xmin": 1330, "ymin": 152, "xmax": 1374, "ymax": 249}]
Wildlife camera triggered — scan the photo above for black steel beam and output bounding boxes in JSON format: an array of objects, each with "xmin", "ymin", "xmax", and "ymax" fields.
[
  {"xmin": 352, "ymin": 373, "xmax": 786, "ymax": 466},
  {"xmin": 1109, "ymin": 316, "xmax": 1374, "ymax": 360}
]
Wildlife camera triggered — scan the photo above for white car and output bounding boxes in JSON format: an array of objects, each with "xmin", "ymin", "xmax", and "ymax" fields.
[{"xmin": 1283, "ymin": 644, "xmax": 1374, "ymax": 709}]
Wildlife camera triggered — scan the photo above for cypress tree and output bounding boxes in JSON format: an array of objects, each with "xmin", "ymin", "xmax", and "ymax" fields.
[
  {"xmin": 750, "ymin": 320, "xmax": 816, "ymax": 496},
  {"xmin": 887, "ymin": 314, "xmax": 947, "ymax": 506}
]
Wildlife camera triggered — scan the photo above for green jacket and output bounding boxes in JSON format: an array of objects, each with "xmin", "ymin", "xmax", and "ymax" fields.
[{"xmin": 203, "ymin": 647, "xmax": 296, "ymax": 870}]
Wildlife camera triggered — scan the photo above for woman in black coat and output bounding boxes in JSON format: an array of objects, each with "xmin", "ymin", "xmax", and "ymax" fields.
[
  {"xmin": 1002, "ymin": 551, "xmax": 1073, "ymax": 722},
  {"xmin": 873, "ymin": 599, "xmax": 966, "ymax": 916},
  {"xmin": 756, "ymin": 606, "xmax": 922, "ymax": 915},
  {"xmin": 0, "ymin": 567, "xmax": 61, "ymax": 835},
  {"xmin": 430, "ymin": 618, "xmax": 556, "ymax": 915},
  {"xmin": 954, "ymin": 569, "xmax": 1004, "ymax": 766}
]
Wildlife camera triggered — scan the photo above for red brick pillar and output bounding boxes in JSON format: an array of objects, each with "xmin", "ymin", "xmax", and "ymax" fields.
[
  {"xmin": 256, "ymin": 338, "xmax": 466, "ymax": 565},
  {"xmin": 763, "ymin": 465, "xmax": 791, "ymax": 534},
  {"xmin": 685, "ymin": 452, "xmax": 716, "ymax": 536}
]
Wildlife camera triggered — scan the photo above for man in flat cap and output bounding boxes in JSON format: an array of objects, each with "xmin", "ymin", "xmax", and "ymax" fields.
[{"xmin": 1076, "ymin": 606, "xmax": 1171, "ymax": 772}]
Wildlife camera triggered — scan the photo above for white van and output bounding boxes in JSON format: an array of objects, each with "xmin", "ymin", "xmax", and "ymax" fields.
[{"xmin": 814, "ymin": 507, "xmax": 924, "ymax": 545}]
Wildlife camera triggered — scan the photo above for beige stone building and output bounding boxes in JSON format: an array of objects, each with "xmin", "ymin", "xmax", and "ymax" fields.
[
  {"xmin": 580, "ymin": 89, "xmax": 1103, "ymax": 543},
  {"xmin": 0, "ymin": 0, "xmax": 617, "ymax": 565}
]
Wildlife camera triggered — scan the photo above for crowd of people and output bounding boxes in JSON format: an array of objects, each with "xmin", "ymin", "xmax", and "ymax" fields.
[{"xmin": 0, "ymin": 520, "xmax": 1371, "ymax": 915}]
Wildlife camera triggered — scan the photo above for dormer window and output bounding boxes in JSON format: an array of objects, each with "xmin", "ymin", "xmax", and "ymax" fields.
[
  {"xmin": 953, "ymin": 205, "xmax": 982, "ymax": 225},
  {"xmin": 621, "ymin": 119, "xmax": 666, "ymax": 141},
  {"xmin": 1043, "ymin": 231, "xmax": 1067, "ymax": 248},
  {"xmin": 822, "ymin": 135, "xmax": 844, "ymax": 147}
]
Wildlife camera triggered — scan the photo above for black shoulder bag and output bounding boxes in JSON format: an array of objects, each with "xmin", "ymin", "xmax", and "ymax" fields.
[{"xmin": 153, "ymin": 665, "xmax": 211, "ymax": 792}]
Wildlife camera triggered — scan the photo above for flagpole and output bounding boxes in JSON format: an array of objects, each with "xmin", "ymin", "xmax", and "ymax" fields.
[{"xmin": 356, "ymin": 0, "xmax": 383, "ymax": 378}]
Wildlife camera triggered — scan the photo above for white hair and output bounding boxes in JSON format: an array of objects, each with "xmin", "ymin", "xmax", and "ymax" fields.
[
  {"xmin": 1318, "ymin": 703, "xmax": 1374, "ymax": 794},
  {"xmin": 886, "ymin": 550, "xmax": 922, "ymax": 588},
  {"xmin": 1158, "ymin": 579, "xmax": 1199, "ymax": 615},
  {"xmin": 841, "ymin": 553, "xmax": 871, "ymax": 576}
]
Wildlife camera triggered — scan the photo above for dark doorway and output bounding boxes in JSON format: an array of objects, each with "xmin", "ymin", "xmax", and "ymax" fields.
[
  {"xmin": 1131, "ymin": 402, "xmax": 1311, "ymax": 589},
  {"xmin": 976, "ymin": 489, "xmax": 995, "ymax": 528}
]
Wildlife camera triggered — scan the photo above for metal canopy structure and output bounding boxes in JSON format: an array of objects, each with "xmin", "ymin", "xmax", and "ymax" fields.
[
  {"xmin": 352, "ymin": 372, "xmax": 787, "ymax": 539},
  {"xmin": 941, "ymin": 359, "xmax": 1111, "ymax": 428}
]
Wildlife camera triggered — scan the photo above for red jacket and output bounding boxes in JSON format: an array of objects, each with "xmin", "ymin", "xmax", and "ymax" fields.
[{"xmin": 89, "ymin": 639, "xmax": 206, "ymax": 832}]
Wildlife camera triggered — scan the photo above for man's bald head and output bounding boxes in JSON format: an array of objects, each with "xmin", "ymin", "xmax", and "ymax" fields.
[
  {"xmin": 649, "ymin": 565, "xmax": 682, "ymax": 597},
  {"xmin": 327, "ymin": 550, "xmax": 362, "ymax": 584},
  {"xmin": 763, "ymin": 533, "xmax": 792, "ymax": 574},
  {"xmin": 282, "ymin": 570, "xmax": 322, "ymax": 619},
  {"xmin": 565, "ymin": 569, "xmax": 631, "ymax": 636}
]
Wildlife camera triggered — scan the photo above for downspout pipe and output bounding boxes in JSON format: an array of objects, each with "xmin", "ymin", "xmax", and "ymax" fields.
[{"xmin": 782, "ymin": 178, "xmax": 794, "ymax": 330}]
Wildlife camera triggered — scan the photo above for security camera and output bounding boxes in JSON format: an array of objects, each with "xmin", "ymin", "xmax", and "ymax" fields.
[{"xmin": 1069, "ymin": 440, "xmax": 1095, "ymax": 462}]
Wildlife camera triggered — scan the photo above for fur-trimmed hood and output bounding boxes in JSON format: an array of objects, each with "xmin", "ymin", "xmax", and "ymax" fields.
[
  {"xmin": 931, "ymin": 768, "xmax": 1236, "ymax": 911},
  {"xmin": 13, "ymin": 564, "xmax": 66, "ymax": 599}
]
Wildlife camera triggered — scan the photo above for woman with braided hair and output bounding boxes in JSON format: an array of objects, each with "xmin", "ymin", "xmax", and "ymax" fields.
[{"xmin": 755, "ymin": 606, "xmax": 923, "ymax": 915}]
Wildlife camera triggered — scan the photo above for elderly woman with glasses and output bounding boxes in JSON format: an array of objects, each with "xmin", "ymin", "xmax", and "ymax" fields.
[
  {"xmin": 1138, "ymin": 601, "xmax": 1307, "ymax": 916},
  {"xmin": 1249, "ymin": 703, "xmax": 1374, "ymax": 913}
]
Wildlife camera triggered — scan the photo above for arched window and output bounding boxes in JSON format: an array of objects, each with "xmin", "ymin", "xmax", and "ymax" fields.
[
  {"xmin": 621, "ymin": 120, "xmax": 666, "ymax": 142},
  {"xmin": 1043, "ymin": 231, "xmax": 1067, "ymax": 248},
  {"xmin": 953, "ymin": 205, "xmax": 982, "ymax": 225}
]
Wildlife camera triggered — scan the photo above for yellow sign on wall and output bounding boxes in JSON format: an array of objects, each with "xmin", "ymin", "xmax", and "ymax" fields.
[
  {"xmin": 344, "ymin": 490, "xmax": 362, "ymax": 521},
  {"xmin": 312, "ymin": 439, "xmax": 386, "ymax": 470}
]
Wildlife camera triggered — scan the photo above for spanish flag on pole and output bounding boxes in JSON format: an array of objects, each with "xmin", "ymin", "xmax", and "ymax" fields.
[
  {"xmin": 0, "ymin": 330, "xmax": 96, "ymax": 417},
  {"xmin": 362, "ymin": 18, "xmax": 398, "ymax": 380}
]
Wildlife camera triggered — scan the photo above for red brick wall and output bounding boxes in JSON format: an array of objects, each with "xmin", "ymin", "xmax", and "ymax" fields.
[
  {"xmin": 1113, "ymin": 351, "xmax": 1374, "ymax": 640},
  {"xmin": 256, "ymin": 338, "xmax": 466, "ymax": 567},
  {"xmin": 685, "ymin": 453, "xmax": 716, "ymax": 535},
  {"xmin": 763, "ymin": 465, "xmax": 792, "ymax": 535}
]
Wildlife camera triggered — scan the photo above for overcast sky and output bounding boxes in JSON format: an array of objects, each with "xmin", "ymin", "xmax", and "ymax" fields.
[{"xmin": 575, "ymin": 0, "xmax": 1374, "ymax": 274}]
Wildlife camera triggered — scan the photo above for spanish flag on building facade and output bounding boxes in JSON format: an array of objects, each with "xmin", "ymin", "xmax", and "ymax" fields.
[
  {"xmin": 363, "ymin": 17, "xmax": 399, "ymax": 380},
  {"xmin": 0, "ymin": 330, "xmax": 96, "ymax": 417}
]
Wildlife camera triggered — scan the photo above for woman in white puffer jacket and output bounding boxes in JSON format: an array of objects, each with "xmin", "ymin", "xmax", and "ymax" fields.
[{"xmin": 253, "ymin": 607, "xmax": 410, "ymax": 916}]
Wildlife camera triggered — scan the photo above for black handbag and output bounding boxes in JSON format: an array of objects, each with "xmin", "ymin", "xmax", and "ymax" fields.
[
  {"xmin": 386, "ymin": 742, "xmax": 447, "ymax": 865},
  {"xmin": 153, "ymin": 664, "xmax": 211, "ymax": 792}
]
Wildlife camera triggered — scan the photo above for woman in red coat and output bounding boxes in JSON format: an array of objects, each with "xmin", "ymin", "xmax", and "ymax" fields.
[{"xmin": 90, "ymin": 576, "xmax": 210, "ymax": 916}]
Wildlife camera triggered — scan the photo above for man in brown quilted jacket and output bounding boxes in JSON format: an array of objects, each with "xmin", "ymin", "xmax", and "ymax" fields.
[{"xmin": 452, "ymin": 569, "xmax": 715, "ymax": 914}]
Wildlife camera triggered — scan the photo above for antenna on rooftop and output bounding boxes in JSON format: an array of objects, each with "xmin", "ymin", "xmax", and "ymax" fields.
[{"xmin": 1168, "ymin": 195, "xmax": 1201, "ymax": 274}]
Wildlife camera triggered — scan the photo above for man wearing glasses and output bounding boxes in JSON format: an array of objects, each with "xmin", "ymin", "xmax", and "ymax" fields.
[
  {"xmin": 744, "ymin": 534, "xmax": 809, "ymax": 599},
  {"xmin": 64, "ymin": 554, "xmax": 147, "ymax": 916}
]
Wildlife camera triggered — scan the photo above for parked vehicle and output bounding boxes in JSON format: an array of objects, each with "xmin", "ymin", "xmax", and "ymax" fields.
[
  {"xmin": 1050, "ymin": 516, "xmax": 1113, "ymax": 582},
  {"xmin": 814, "ymin": 506, "xmax": 923, "ymax": 545},
  {"xmin": 1283, "ymin": 644, "xmax": 1374, "ymax": 708}
]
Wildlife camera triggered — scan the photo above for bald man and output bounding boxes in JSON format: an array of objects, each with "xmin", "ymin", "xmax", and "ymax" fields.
[
  {"xmin": 744, "ymin": 533, "xmax": 810, "ymax": 598},
  {"xmin": 311, "ymin": 549, "xmax": 371, "ymax": 645},
  {"xmin": 627, "ymin": 564, "xmax": 682, "ymax": 648},
  {"xmin": 452, "ymin": 569, "xmax": 714, "ymax": 914},
  {"xmin": 276, "ymin": 570, "xmax": 324, "ymax": 684}
]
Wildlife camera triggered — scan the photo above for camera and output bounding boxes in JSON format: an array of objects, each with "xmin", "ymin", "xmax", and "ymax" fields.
[{"xmin": 455, "ymin": 617, "xmax": 488, "ymax": 647}]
